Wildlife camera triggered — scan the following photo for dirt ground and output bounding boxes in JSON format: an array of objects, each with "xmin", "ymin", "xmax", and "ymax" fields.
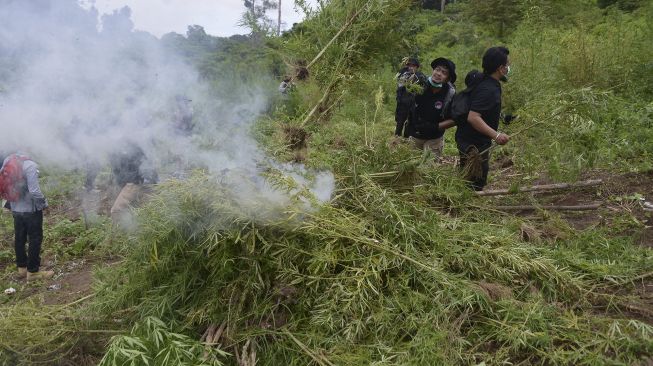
[
  {"xmin": 0, "ymin": 255, "xmax": 119, "ymax": 306},
  {"xmin": 0, "ymin": 186, "xmax": 119, "ymax": 307},
  {"xmin": 484, "ymin": 168, "xmax": 653, "ymax": 247},
  {"xmin": 482, "ymin": 167, "xmax": 653, "ymax": 324}
]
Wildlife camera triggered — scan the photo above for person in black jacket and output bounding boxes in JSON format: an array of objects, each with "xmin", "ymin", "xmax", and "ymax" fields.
[
  {"xmin": 394, "ymin": 57, "xmax": 426, "ymax": 138},
  {"xmin": 456, "ymin": 46, "xmax": 511, "ymax": 191},
  {"xmin": 411, "ymin": 57, "xmax": 457, "ymax": 157}
]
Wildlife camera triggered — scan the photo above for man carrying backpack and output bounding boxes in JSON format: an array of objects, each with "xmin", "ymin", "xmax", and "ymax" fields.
[
  {"xmin": 411, "ymin": 57, "xmax": 457, "ymax": 157},
  {"xmin": 394, "ymin": 57, "xmax": 426, "ymax": 138},
  {"xmin": 0, "ymin": 153, "xmax": 54, "ymax": 281},
  {"xmin": 455, "ymin": 46, "xmax": 511, "ymax": 190}
]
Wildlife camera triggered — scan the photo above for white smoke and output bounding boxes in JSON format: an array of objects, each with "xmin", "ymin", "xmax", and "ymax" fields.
[{"xmin": 0, "ymin": 0, "xmax": 334, "ymax": 222}]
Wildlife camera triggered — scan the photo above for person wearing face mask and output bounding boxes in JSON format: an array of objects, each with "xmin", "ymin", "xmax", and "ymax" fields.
[
  {"xmin": 394, "ymin": 57, "xmax": 426, "ymax": 139},
  {"xmin": 455, "ymin": 46, "xmax": 512, "ymax": 191},
  {"xmin": 411, "ymin": 57, "xmax": 457, "ymax": 157}
]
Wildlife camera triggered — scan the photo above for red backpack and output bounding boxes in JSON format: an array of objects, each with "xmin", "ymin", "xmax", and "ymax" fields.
[{"xmin": 0, "ymin": 154, "xmax": 29, "ymax": 202}]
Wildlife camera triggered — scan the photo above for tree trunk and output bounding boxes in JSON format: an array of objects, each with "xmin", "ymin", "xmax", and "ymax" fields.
[
  {"xmin": 494, "ymin": 203, "xmax": 602, "ymax": 211},
  {"xmin": 249, "ymin": 0, "xmax": 256, "ymax": 22},
  {"xmin": 441, "ymin": 0, "xmax": 446, "ymax": 12},
  {"xmin": 476, "ymin": 179, "xmax": 603, "ymax": 196},
  {"xmin": 278, "ymin": 0, "xmax": 282, "ymax": 36}
]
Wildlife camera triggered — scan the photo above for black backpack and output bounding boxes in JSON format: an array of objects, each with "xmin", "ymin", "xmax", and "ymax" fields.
[{"xmin": 449, "ymin": 70, "xmax": 485, "ymax": 125}]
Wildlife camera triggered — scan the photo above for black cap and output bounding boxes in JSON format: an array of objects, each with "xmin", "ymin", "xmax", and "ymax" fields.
[
  {"xmin": 430, "ymin": 57, "xmax": 457, "ymax": 84},
  {"xmin": 406, "ymin": 57, "xmax": 420, "ymax": 67}
]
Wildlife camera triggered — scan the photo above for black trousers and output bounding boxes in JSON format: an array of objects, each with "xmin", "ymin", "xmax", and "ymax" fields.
[
  {"xmin": 13, "ymin": 210, "xmax": 43, "ymax": 273},
  {"xmin": 394, "ymin": 103, "xmax": 414, "ymax": 137},
  {"xmin": 457, "ymin": 140, "xmax": 491, "ymax": 191}
]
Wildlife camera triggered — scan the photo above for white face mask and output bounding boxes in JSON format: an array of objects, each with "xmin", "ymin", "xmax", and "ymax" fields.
[
  {"xmin": 428, "ymin": 76, "xmax": 443, "ymax": 88},
  {"xmin": 500, "ymin": 65, "xmax": 511, "ymax": 82}
]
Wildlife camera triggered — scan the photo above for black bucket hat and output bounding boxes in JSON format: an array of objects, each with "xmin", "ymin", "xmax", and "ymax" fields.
[{"xmin": 430, "ymin": 57, "xmax": 457, "ymax": 84}]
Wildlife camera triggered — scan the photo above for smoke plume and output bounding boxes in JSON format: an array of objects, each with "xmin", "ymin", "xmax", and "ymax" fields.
[{"xmin": 0, "ymin": 0, "xmax": 334, "ymax": 223}]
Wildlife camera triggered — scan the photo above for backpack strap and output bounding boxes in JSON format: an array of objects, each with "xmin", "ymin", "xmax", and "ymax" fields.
[
  {"xmin": 444, "ymin": 83, "xmax": 455, "ymax": 108},
  {"xmin": 442, "ymin": 83, "xmax": 456, "ymax": 119}
]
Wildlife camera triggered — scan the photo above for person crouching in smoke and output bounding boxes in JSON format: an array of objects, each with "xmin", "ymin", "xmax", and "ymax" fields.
[{"xmin": 108, "ymin": 141, "xmax": 158, "ymax": 228}]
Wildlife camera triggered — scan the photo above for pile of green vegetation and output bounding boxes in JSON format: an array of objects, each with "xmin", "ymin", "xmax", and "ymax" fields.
[{"xmin": 1, "ymin": 0, "xmax": 652, "ymax": 365}]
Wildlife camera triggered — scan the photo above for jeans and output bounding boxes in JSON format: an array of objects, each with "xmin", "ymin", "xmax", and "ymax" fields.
[{"xmin": 13, "ymin": 210, "xmax": 43, "ymax": 272}]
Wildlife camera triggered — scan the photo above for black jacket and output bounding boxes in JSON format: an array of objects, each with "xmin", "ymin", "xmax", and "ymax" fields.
[{"xmin": 412, "ymin": 83, "xmax": 455, "ymax": 140}]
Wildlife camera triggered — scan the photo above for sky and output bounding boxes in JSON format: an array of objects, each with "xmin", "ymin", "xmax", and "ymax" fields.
[{"xmin": 80, "ymin": 0, "xmax": 311, "ymax": 37}]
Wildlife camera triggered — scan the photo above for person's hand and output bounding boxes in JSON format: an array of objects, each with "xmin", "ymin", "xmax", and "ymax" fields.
[
  {"xmin": 494, "ymin": 132, "xmax": 510, "ymax": 145},
  {"xmin": 438, "ymin": 120, "xmax": 455, "ymax": 131}
]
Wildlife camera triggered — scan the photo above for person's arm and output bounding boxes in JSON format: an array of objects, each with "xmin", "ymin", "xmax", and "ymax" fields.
[
  {"xmin": 24, "ymin": 161, "xmax": 48, "ymax": 210},
  {"xmin": 468, "ymin": 85, "xmax": 510, "ymax": 145},
  {"xmin": 438, "ymin": 119, "xmax": 456, "ymax": 130},
  {"xmin": 467, "ymin": 111, "xmax": 509, "ymax": 144}
]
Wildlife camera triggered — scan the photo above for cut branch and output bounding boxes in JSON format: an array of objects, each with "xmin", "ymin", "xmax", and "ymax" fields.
[
  {"xmin": 306, "ymin": 5, "xmax": 367, "ymax": 70},
  {"xmin": 300, "ymin": 79, "xmax": 339, "ymax": 126},
  {"xmin": 494, "ymin": 203, "xmax": 602, "ymax": 211},
  {"xmin": 476, "ymin": 179, "xmax": 603, "ymax": 196},
  {"xmin": 622, "ymin": 302, "xmax": 653, "ymax": 318}
]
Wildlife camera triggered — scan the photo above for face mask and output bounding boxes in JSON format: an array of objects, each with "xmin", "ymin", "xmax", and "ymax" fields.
[
  {"xmin": 500, "ymin": 65, "xmax": 511, "ymax": 82},
  {"xmin": 428, "ymin": 77, "xmax": 443, "ymax": 88}
]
